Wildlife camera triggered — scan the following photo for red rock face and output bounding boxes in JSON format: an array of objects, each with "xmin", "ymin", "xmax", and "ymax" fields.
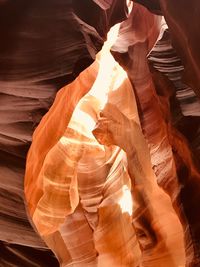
[
  {"xmin": 112, "ymin": 3, "xmax": 200, "ymax": 266},
  {"xmin": 159, "ymin": 0, "xmax": 200, "ymax": 99},
  {"xmin": 0, "ymin": 0, "xmax": 128, "ymax": 265},
  {"xmin": 1, "ymin": 1, "xmax": 200, "ymax": 266},
  {"xmin": 24, "ymin": 15, "xmax": 185, "ymax": 266},
  {"xmin": 135, "ymin": 0, "xmax": 200, "ymax": 99}
]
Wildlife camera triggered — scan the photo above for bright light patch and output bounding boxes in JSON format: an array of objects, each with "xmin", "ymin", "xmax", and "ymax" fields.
[
  {"xmin": 118, "ymin": 185, "xmax": 133, "ymax": 216},
  {"xmin": 61, "ymin": 22, "xmax": 128, "ymax": 144},
  {"xmin": 89, "ymin": 23, "xmax": 122, "ymax": 109}
]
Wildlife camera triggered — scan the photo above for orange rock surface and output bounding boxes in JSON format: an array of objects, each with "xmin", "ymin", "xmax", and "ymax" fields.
[{"xmin": 25, "ymin": 9, "xmax": 185, "ymax": 266}]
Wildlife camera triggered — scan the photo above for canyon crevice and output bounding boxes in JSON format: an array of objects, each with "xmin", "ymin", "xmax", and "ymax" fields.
[{"xmin": 0, "ymin": 1, "xmax": 200, "ymax": 266}]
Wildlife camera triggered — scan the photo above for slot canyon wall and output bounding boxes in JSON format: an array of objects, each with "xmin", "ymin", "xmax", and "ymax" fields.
[{"xmin": 0, "ymin": 0, "xmax": 200, "ymax": 266}]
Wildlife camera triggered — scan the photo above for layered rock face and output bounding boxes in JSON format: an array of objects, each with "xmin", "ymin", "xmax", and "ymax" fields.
[
  {"xmin": 24, "ymin": 22, "xmax": 185, "ymax": 266},
  {"xmin": 111, "ymin": 3, "xmax": 200, "ymax": 266},
  {"xmin": 0, "ymin": 0, "xmax": 127, "ymax": 265},
  {"xmin": 136, "ymin": 0, "xmax": 200, "ymax": 98},
  {"xmin": 0, "ymin": 0, "xmax": 200, "ymax": 266}
]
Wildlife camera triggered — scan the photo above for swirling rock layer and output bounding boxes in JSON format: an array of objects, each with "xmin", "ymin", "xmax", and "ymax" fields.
[
  {"xmin": 0, "ymin": 0, "xmax": 200, "ymax": 266},
  {"xmin": 0, "ymin": 0, "xmax": 127, "ymax": 265}
]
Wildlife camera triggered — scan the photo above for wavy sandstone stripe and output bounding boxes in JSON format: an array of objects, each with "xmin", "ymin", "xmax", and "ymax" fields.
[{"xmin": 134, "ymin": 0, "xmax": 200, "ymax": 99}]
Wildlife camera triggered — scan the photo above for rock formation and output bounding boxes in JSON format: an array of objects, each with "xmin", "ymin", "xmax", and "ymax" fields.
[{"xmin": 0, "ymin": 0, "xmax": 200, "ymax": 266}]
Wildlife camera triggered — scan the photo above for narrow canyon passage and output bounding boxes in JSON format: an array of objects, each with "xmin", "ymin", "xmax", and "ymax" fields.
[
  {"xmin": 25, "ymin": 11, "xmax": 185, "ymax": 267},
  {"xmin": 0, "ymin": 1, "xmax": 200, "ymax": 266}
]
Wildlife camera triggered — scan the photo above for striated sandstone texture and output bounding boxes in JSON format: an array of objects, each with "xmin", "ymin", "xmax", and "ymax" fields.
[{"xmin": 0, "ymin": 0, "xmax": 200, "ymax": 266}]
